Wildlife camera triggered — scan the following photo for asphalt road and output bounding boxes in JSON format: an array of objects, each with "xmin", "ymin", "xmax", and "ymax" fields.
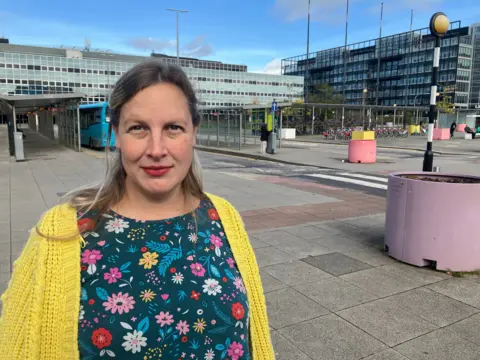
[{"xmin": 199, "ymin": 152, "xmax": 388, "ymax": 197}]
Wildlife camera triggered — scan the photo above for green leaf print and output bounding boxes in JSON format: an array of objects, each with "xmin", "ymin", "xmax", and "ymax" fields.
[
  {"xmin": 212, "ymin": 301, "xmax": 233, "ymax": 325},
  {"xmin": 158, "ymin": 247, "xmax": 182, "ymax": 276},
  {"xmin": 210, "ymin": 264, "xmax": 221, "ymax": 278},
  {"xmin": 146, "ymin": 241, "xmax": 171, "ymax": 254},
  {"xmin": 80, "ymin": 287, "xmax": 87, "ymax": 301}
]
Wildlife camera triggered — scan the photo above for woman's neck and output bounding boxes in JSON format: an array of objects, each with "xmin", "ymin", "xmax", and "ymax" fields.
[{"xmin": 112, "ymin": 180, "xmax": 199, "ymax": 221}]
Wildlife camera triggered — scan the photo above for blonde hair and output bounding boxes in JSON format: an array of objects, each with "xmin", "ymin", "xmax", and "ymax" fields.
[{"xmin": 37, "ymin": 60, "xmax": 204, "ymax": 238}]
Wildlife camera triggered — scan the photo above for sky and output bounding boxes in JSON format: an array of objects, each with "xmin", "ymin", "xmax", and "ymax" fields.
[{"xmin": 0, "ymin": 0, "xmax": 479, "ymax": 74}]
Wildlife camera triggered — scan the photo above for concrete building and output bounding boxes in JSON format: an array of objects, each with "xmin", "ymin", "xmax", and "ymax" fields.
[
  {"xmin": 0, "ymin": 39, "xmax": 304, "ymax": 109},
  {"xmin": 282, "ymin": 20, "xmax": 480, "ymax": 109}
]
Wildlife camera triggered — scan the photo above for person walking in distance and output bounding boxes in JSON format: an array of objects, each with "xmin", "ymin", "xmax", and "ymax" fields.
[
  {"xmin": 450, "ymin": 121, "xmax": 457, "ymax": 139},
  {"xmin": 260, "ymin": 123, "xmax": 269, "ymax": 154}
]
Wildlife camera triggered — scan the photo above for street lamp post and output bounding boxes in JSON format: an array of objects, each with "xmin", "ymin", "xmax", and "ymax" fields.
[
  {"xmin": 423, "ymin": 12, "xmax": 449, "ymax": 172},
  {"xmin": 362, "ymin": 88, "xmax": 368, "ymax": 129},
  {"xmin": 167, "ymin": 8, "xmax": 188, "ymax": 65},
  {"xmin": 393, "ymin": 104, "xmax": 397, "ymax": 127}
]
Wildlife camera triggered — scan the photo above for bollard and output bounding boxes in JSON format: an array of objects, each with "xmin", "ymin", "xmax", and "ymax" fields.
[{"xmin": 13, "ymin": 132, "xmax": 25, "ymax": 161}]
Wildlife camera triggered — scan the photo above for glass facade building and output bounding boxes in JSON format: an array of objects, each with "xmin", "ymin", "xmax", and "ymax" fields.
[
  {"xmin": 282, "ymin": 21, "xmax": 480, "ymax": 109},
  {"xmin": 0, "ymin": 42, "xmax": 304, "ymax": 107}
]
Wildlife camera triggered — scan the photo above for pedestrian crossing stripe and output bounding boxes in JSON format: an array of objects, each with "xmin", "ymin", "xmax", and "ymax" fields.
[
  {"xmin": 305, "ymin": 173, "xmax": 388, "ymax": 190},
  {"xmin": 337, "ymin": 173, "xmax": 388, "ymax": 183}
]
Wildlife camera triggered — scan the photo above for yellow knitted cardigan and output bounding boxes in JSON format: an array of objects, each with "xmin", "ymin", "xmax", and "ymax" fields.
[{"xmin": 0, "ymin": 194, "xmax": 274, "ymax": 360}]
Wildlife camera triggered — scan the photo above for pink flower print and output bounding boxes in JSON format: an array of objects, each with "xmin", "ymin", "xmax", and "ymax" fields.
[
  {"xmin": 227, "ymin": 341, "xmax": 244, "ymax": 360},
  {"xmin": 210, "ymin": 234, "xmax": 223, "ymax": 248},
  {"xmin": 81, "ymin": 249, "xmax": 103, "ymax": 265},
  {"xmin": 155, "ymin": 311, "xmax": 174, "ymax": 327},
  {"xmin": 175, "ymin": 320, "xmax": 190, "ymax": 335},
  {"xmin": 190, "ymin": 263, "xmax": 206, "ymax": 277},
  {"xmin": 233, "ymin": 277, "xmax": 246, "ymax": 294},
  {"xmin": 102, "ymin": 292, "xmax": 135, "ymax": 314},
  {"xmin": 226, "ymin": 257, "xmax": 235, "ymax": 268},
  {"xmin": 104, "ymin": 267, "xmax": 122, "ymax": 284}
]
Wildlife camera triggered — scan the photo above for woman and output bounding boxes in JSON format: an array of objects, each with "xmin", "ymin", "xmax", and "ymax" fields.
[
  {"xmin": 0, "ymin": 60, "xmax": 274, "ymax": 359},
  {"xmin": 260, "ymin": 123, "xmax": 269, "ymax": 155}
]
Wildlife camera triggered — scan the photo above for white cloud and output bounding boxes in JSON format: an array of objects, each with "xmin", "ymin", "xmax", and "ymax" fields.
[{"xmin": 254, "ymin": 58, "xmax": 283, "ymax": 75}]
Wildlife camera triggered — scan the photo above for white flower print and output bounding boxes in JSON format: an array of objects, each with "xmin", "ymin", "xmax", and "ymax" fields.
[
  {"xmin": 78, "ymin": 305, "xmax": 85, "ymax": 322},
  {"xmin": 188, "ymin": 232, "xmax": 198, "ymax": 243},
  {"xmin": 122, "ymin": 330, "xmax": 147, "ymax": 353},
  {"xmin": 205, "ymin": 349, "xmax": 215, "ymax": 360},
  {"xmin": 172, "ymin": 272, "xmax": 184, "ymax": 284},
  {"xmin": 202, "ymin": 278, "xmax": 222, "ymax": 296},
  {"xmin": 105, "ymin": 218, "xmax": 130, "ymax": 234}
]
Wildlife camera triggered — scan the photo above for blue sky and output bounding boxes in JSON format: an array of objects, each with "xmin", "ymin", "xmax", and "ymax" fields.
[{"xmin": 1, "ymin": 0, "xmax": 479, "ymax": 74}]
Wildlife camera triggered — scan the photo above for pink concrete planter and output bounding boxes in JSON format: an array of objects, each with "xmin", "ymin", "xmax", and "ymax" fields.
[
  {"xmin": 348, "ymin": 140, "xmax": 376, "ymax": 164},
  {"xmin": 433, "ymin": 128, "xmax": 450, "ymax": 140},
  {"xmin": 457, "ymin": 124, "xmax": 467, "ymax": 132},
  {"xmin": 385, "ymin": 172, "xmax": 480, "ymax": 271}
]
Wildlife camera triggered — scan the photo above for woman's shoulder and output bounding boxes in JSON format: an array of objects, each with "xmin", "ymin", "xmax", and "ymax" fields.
[
  {"xmin": 36, "ymin": 203, "xmax": 78, "ymax": 239},
  {"xmin": 204, "ymin": 193, "xmax": 243, "ymax": 222}
]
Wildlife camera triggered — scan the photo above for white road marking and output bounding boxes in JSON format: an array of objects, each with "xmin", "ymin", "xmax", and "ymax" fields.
[
  {"xmin": 306, "ymin": 173, "xmax": 388, "ymax": 190},
  {"xmin": 338, "ymin": 173, "xmax": 389, "ymax": 183}
]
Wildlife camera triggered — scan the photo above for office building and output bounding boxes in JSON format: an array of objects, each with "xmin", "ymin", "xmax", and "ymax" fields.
[
  {"xmin": 0, "ymin": 40, "xmax": 304, "ymax": 108},
  {"xmin": 282, "ymin": 20, "xmax": 480, "ymax": 109}
]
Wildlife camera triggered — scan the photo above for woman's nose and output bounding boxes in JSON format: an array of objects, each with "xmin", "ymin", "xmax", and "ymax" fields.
[{"xmin": 147, "ymin": 132, "xmax": 167, "ymax": 158}]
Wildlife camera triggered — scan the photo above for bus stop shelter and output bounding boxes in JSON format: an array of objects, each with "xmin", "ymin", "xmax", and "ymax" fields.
[{"xmin": 0, "ymin": 93, "xmax": 85, "ymax": 158}]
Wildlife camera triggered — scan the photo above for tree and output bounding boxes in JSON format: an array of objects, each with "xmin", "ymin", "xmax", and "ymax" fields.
[
  {"xmin": 436, "ymin": 91, "xmax": 455, "ymax": 114},
  {"xmin": 308, "ymin": 84, "xmax": 343, "ymax": 104}
]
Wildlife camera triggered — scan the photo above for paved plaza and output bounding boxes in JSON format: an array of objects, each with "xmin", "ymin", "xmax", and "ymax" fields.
[{"xmin": 2, "ymin": 126, "xmax": 480, "ymax": 359}]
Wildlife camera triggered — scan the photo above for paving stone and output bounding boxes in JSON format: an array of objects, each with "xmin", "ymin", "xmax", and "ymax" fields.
[
  {"xmin": 259, "ymin": 270, "xmax": 288, "ymax": 293},
  {"xmin": 427, "ymin": 278, "xmax": 480, "ymax": 308},
  {"xmin": 265, "ymin": 288, "xmax": 330, "ymax": 329},
  {"xmin": 338, "ymin": 298, "xmax": 438, "ymax": 347},
  {"xmin": 302, "ymin": 252, "xmax": 372, "ymax": 276},
  {"xmin": 314, "ymin": 221, "xmax": 364, "ymax": 238},
  {"xmin": 343, "ymin": 248, "xmax": 396, "ymax": 267},
  {"xmin": 295, "ymin": 277, "xmax": 378, "ymax": 312},
  {"xmin": 248, "ymin": 236, "xmax": 270, "ymax": 249},
  {"xmin": 445, "ymin": 313, "xmax": 480, "ymax": 346},
  {"xmin": 0, "ymin": 243, "xmax": 10, "ymax": 274},
  {"xmin": 394, "ymin": 329, "xmax": 480, "ymax": 360},
  {"xmin": 387, "ymin": 287, "xmax": 479, "ymax": 327},
  {"xmin": 271, "ymin": 331, "xmax": 311, "ymax": 360},
  {"xmin": 283, "ymin": 224, "xmax": 324, "ymax": 239},
  {"xmin": 275, "ymin": 239, "xmax": 332, "ymax": 259},
  {"xmin": 362, "ymin": 349, "xmax": 409, "ymax": 360},
  {"xmin": 253, "ymin": 229, "xmax": 306, "ymax": 246},
  {"xmin": 308, "ymin": 235, "xmax": 371, "ymax": 253},
  {"xmin": 340, "ymin": 267, "xmax": 420, "ymax": 298},
  {"xmin": 263, "ymin": 260, "xmax": 332, "ymax": 287},
  {"xmin": 279, "ymin": 314, "xmax": 387, "ymax": 360},
  {"xmin": 254, "ymin": 247, "xmax": 293, "ymax": 268},
  {"xmin": 381, "ymin": 263, "xmax": 449, "ymax": 286}
]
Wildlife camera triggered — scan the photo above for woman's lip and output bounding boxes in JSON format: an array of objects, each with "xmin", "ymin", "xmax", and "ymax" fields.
[{"xmin": 142, "ymin": 167, "xmax": 173, "ymax": 176}]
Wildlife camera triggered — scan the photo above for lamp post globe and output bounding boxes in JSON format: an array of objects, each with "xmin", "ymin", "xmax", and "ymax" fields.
[{"xmin": 430, "ymin": 12, "xmax": 450, "ymax": 37}]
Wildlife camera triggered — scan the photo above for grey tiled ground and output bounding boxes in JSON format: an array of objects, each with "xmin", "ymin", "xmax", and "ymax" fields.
[
  {"xmin": 4, "ymin": 128, "xmax": 480, "ymax": 359},
  {"xmin": 301, "ymin": 252, "xmax": 372, "ymax": 276}
]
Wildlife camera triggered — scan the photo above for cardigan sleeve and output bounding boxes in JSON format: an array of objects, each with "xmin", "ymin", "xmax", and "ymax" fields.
[{"xmin": 0, "ymin": 229, "xmax": 44, "ymax": 359}]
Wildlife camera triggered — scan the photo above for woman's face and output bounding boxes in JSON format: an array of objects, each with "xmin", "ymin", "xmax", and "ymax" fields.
[{"xmin": 114, "ymin": 83, "xmax": 197, "ymax": 198}]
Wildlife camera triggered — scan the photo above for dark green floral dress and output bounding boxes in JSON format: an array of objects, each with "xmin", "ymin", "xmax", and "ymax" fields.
[{"xmin": 77, "ymin": 198, "xmax": 250, "ymax": 360}]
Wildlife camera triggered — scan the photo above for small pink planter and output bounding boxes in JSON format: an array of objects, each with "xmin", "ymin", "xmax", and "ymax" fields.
[
  {"xmin": 457, "ymin": 124, "xmax": 467, "ymax": 132},
  {"xmin": 348, "ymin": 140, "xmax": 376, "ymax": 164},
  {"xmin": 433, "ymin": 128, "xmax": 450, "ymax": 140},
  {"xmin": 385, "ymin": 172, "xmax": 480, "ymax": 271}
]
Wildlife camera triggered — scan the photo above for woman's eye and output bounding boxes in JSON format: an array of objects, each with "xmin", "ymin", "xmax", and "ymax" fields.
[
  {"xmin": 168, "ymin": 125, "xmax": 183, "ymax": 132},
  {"xmin": 129, "ymin": 125, "xmax": 145, "ymax": 132}
]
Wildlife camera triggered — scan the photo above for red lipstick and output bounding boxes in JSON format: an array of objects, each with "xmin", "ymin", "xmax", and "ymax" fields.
[{"xmin": 142, "ymin": 166, "xmax": 172, "ymax": 177}]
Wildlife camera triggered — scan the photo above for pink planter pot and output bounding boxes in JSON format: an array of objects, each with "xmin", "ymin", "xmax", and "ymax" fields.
[
  {"xmin": 385, "ymin": 172, "xmax": 480, "ymax": 271},
  {"xmin": 348, "ymin": 140, "xmax": 376, "ymax": 164},
  {"xmin": 433, "ymin": 128, "xmax": 450, "ymax": 140},
  {"xmin": 457, "ymin": 124, "xmax": 467, "ymax": 132}
]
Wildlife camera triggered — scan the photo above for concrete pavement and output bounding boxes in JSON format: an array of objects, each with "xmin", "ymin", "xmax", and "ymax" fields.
[{"xmin": 2, "ymin": 126, "xmax": 480, "ymax": 360}]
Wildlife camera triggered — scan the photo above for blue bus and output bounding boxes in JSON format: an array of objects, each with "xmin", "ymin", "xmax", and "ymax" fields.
[{"xmin": 79, "ymin": 102, "xmax": 116, "ymax": 149}]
